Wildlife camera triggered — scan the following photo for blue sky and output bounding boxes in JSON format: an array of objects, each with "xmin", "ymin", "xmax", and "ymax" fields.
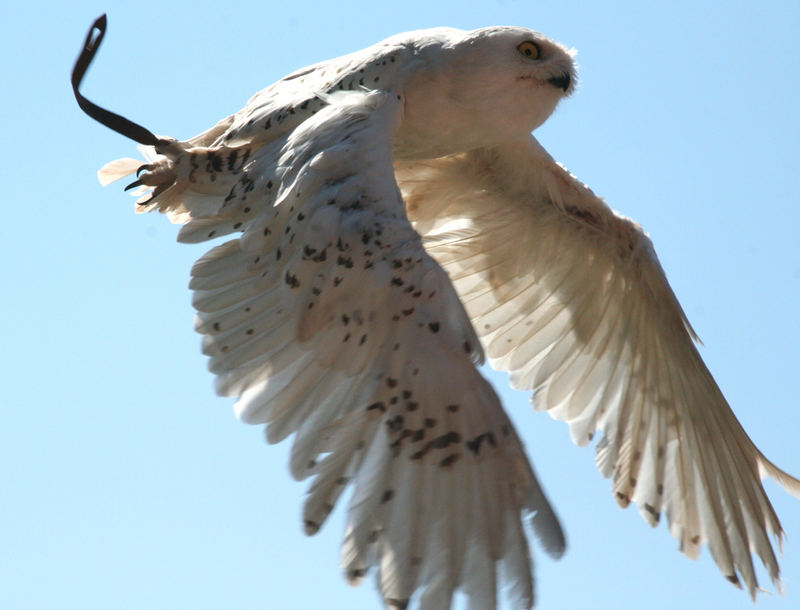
[{"xmin": 2, "ymin": 1, "xmax": 799, "ymax": 608}]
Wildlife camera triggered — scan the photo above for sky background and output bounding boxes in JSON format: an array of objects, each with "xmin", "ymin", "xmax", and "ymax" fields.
[{"xmin": 2, "ymin": 1, "xmax": 799, "ymax": 608}]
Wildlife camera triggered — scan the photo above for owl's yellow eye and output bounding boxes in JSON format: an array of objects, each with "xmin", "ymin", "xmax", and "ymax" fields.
[{"xmin": 517, "ymin": 41, "xmax": 541, "ymax": 60}]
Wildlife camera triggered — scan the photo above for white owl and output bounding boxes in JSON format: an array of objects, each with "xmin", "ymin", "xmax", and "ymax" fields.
[{"xmin": 73, "ymin": 14, "xmax": 799, "ymax": 610}]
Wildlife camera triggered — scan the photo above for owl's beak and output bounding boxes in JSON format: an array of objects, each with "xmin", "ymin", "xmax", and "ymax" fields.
[{"xmin": 547, "ymin": 73, "xmax": 571, "ymax": 93}]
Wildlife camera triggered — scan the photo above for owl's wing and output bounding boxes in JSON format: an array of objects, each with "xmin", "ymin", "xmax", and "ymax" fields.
[
  {"xmin": 101, "ymin": 90, "xmax": 566, "ymax": 610},
  {"xmin": 398, "ymin": 135, "xmax": 800, "ymax": 598}
]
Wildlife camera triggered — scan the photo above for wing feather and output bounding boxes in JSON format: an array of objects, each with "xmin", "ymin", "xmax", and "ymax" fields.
[
  {"xmin": 398, "ymin": 135, "xmax": 800, "ymax": 597},
  {"xmin": 104, "ymin": 90, "xmax": 565, "ymax": 609}
]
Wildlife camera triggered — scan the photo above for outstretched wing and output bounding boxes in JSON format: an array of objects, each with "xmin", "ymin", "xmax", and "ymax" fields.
[
  {"xmin": 107, "ymin": 91, "xmax": 565, "ymax": 609},
  {"xmin": 398, "ymin": 135, "xmax": 800, "ymax": 597}
]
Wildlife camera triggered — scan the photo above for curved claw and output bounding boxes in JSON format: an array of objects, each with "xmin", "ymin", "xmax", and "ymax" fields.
[
  {"xmin": 124, "ymin": 179, "xmax": 143, "ymax": 192},
  {"xmin": 136, "ymin": 163, "xmax": 153, "ymax": 177},
  {"xmin": 135, "ymin": 182, "xmax": 170, "ymax": 206}
]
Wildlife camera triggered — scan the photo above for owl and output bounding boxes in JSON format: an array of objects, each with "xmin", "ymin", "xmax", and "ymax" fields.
[{"xmin": 73, "ymin": 15, "xmax": 799, "ymax": 610}]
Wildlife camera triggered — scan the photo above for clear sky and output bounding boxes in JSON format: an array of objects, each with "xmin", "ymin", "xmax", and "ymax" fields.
[{"xmin": 2, "ymin": 1, "xmax": 799, "ymax": 608}]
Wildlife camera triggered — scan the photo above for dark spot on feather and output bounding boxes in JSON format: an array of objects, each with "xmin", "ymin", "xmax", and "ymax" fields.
[
  {"xmin": 463, "ymin": 342, "xmax": 472, "ymax": 353},
  {"xmin": 428, "ymin": 322, "xmax": 440, "ymax": 333},
  {"xmin": 691, "ymin": 535, "xmax": 700, "ymax": 545},
  {"xmin": 446, "ymin": 404, "xmax": 459, "ymax": 413},
  {"xmin": 424, "ymin": 418, "xmax": 436, "ymax": 428},
  {"xmin": 569, "ymin": 206, "xmax": 600, "ymax": 227},
  {"xmin": 276, "ymin": 248, "xmax": 282, "ymax": 260},
  {"xmin": 440, "ymin": 454, "xmax": 460, "ymax": 468},
  {"xmin": 333, "ymin": 277, "xmax": 343, "ymax": 287},
  {"xmin": 246, "ymin": 328, "xmax": 254, "ymax": 335},
  {"xmin": 432, "ymin": 431, "xmax": 461, "ymax": 448},
  {"xmin": 207, "ymin": 151, "xmax": 223, "ymax": 172},
  {"xmin": 657, "ymin": 483, "xmax": 664, "ymax": 496},
  {"xmin": 304, "ymin": 520, "xmax": 319, "ymax": 534},
  {"xmin": 212, "ymin": 322, "xmax": 221, "ymax": 332},
  {"xmin": 367, "ymin": 402, "xmax": 386, "ymax": 413},
  {"xmin": 467, "ymin": 433, "xmax": 490, "ymax": 455},
  {"xmin": 391, "ymin": 277, "xmax": 403, "ymax": 286},
  {"xmin": 342, "ymin": 333, "xmax": 351, "ymax": 342},
  {"xmin": 227, "ymin": 149, "xmax": 239, "ymax": 170},
  {"xmin": 411, "ymin": 429, "xmax": 425, "ymax": 442},
  {"xmin": 402, "ymin": 390, "xmax": 411, "ymax": 399},
  {"xmin": 726, "ymin": 574, "xmax": 740, "ymax": 585},
  {"xmin": 644, "ymin": 503, "xmax": 660, "ymax": 524},
  {"xmin": 386, "ymin": 377, "xmax": 397, "ymax": 388},
  {"xmin": 284, "ymin": 272, "xmax": 300, "ymax": 288},
  {"xmin": 359, "ymin": 334, "xmax": 367, "ymax": 345},
  {"xmin": 380, "ymin": 490, "xmax": 394, "ymax": 503},
  {"xmin": 406, "ymin": 401, "xmax": 418, "ymax": 412},
  {"xmin": 387, "ymin": 600, "xmax": 408, "ymax": 610},
  {"xmin": 208, "ymin": 230, "xmax": 216, "ymax": 238},
  {"xmin": 629, "ymin": 477, "xmax": 637, "ymax": 487},
  {"xmin": 347, "ymin": 568, "xmax": 366, "ymax": 582}
]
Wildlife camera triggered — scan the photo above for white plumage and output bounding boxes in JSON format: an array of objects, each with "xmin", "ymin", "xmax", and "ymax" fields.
[{"xmin": 74, "ymin": 15, "xmax": 799, "ymax": 610}]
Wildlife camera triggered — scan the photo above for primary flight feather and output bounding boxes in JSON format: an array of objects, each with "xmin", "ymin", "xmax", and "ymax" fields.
[{"xmin": 73, "ymin": 14, "xmax": 799, "ymax": 609}]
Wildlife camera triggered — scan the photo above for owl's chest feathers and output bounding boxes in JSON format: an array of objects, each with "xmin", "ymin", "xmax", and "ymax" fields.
[{"xmin": 392, "ymin": 73, "xmax": 553, "ymax": 161}]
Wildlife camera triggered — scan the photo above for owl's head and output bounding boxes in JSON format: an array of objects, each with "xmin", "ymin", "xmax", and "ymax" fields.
[{"xmin": 397, "ymin": 26, "xmax": 577, "ymax": 157}]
